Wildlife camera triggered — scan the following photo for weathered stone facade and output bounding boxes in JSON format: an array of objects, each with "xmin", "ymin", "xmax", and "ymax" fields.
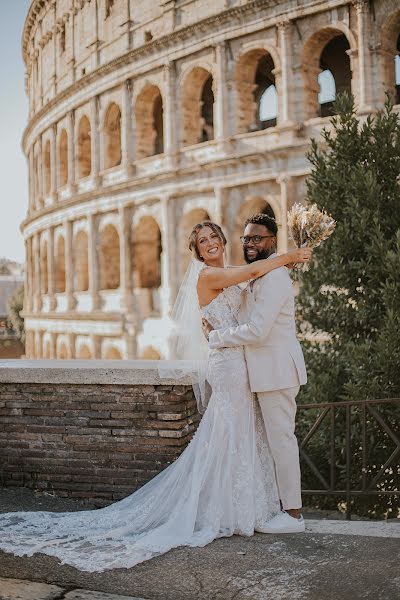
[
  {"xmin": 0, "ymin": 361, "xmax": 198, "ymax": 505},
  {"xmin": 22, "ymin": 0, "xmax": 400, "ymax": 359}
]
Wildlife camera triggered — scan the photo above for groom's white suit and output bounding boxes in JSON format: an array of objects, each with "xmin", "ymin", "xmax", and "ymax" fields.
[{"xmin": 208, "ymin": 254, "xmax": 306, "ymax": 509}]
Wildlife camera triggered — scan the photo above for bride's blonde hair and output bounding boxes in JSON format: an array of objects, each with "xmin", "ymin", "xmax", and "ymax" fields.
[{"xmin": 188, "ymin": 221, "xmax": 227, "ymax": 262}]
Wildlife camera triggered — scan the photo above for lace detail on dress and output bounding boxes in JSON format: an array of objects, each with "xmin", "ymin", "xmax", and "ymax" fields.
[{"xmin": 0, "ymin": 285, "xmax": 280, "ymax": 572}]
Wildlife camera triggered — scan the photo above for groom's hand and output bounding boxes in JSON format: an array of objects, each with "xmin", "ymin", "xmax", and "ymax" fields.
[{"xmin": 202, "ymin": 318, "xmax": 213, "ymax": 341}]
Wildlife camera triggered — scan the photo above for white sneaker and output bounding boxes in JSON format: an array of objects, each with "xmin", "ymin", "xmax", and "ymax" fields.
[{"xmin": 255, "ymin": 511, "xmax": 305, "ymax": 534}]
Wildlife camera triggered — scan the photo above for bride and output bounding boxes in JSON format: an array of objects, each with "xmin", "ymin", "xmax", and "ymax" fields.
[{"xmin": 0, "ymin": 220, "xmax": 310, "ymax": 572}]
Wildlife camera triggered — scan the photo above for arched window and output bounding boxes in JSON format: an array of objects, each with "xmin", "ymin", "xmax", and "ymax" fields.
[
  {"xmin": 140, "ymin": 346, "xmax": 161, "ymax": 360},
  {"xmin": 235, "ymin": 49, "xmax": 277, "ymax": 133},
  {"xmin": 55, "ymin": 236, "xmax": 66, "ymax": 293},
  {"xmin": 104, "ymin": 347, "xmax": 122, "ymax": 359},
  {"xmin": 302, "ymin": 29, "xmax": 351, "ymax": 119},
  {"xmin": 77, "ymin": 116, "xmax": 92, "ymax": 178},
  {"xmin": 44, "ymin": 140, "xmax": 51, "ymax": 195},
  {"xmin": 59, "ymin": 129, "xmax": 68, "ymax": 187},
  {"xmin": 181, "ymin": 68, "xmax": 214, "ymax": 146},
  {"xmin": 99, "ymin": 224, "xmax": 120, "ymax": 289},
  {"xmin": 104, "ymin": 103, "xmax": 122, "ymax": 169},
  {"xmin": 73, "ymin": 230, "xmax": 89, "ymax": 292},
  {"xmin": 77, "ymin": 344, "xmax": 92, "ymax": 359},
  {"xmin": 132, "ymin": 217, "xmax": 162, "ymax": 288},
  {"xmin": 135, "ymin": 85, "xmax": 164, "ymax": 159}
]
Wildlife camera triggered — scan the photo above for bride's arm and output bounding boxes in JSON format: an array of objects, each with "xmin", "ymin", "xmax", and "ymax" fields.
[{"xmin": 200, "ymin": 247, "xmax": 311, "ymax": 290}]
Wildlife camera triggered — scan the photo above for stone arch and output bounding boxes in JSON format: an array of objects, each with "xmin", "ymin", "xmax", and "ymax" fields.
[
  {"xmin": 132, "ymin": 216, "xmax": 162, "ymax": 289},
  {"xmin": 99, "ymin": 224, "xmax": 120, "ymax": 290},
  {"xmin": 181, "ymin": 67, "xmax": 214, "ymax": 146},
  {"xmin": 77, "ymin": 115, "xmax": 92, "ymax": 178},
  {"xmin": 135, "ymin": 84, "xmax": 164, "ymax": 159},
  {"xmin": 40, "ymin": 239, "xmax": 48, "ymax": 295},
  {"xmin": 56, "ymin": 338, "xmax": 68, "ymax": 359},
  {"xmin": 55, "ymin": 235, "xmax": 66, "ymax": 293},
  {"xmin": 179, "ymin": 208, "xmax": 211, "ymax": 276},
  {"xmin": 59, "ymin": 129, "xmax": 68, "ymax": 186},
  {"xmin": 77, "ymin": 344, "xmax": 92, "ymax": 359},
  {"xmin": 302, "ymin": 27, "xmax": 353, "ymax": 119},
  {"xmin": 104, "ymin": 103, "xmax": 122, "ymax": 169},
  {"xmin": 43, "ymin": 139, "xmax": 51, "ymax": 195},
  {"xmin": 73, "ymin": 230, "xmax": 89, "ymax": 292},
  {"xmin": 235, "ymin": 48, "xmax": 278, "ymax": 133},
  {"xmin": 381, "ymin": 11, "xmax": 400, "ymax": 104},
  {"xmin": 140, "ymin": 346, "xmax": 161, "ymax": 360},
  {"xmin": 104, "ymin": 346, "xmax": 122, "ymax": 359},
  {"xmin": 232, "ymin": 197, "xmax": 277, "ymax": 265}
]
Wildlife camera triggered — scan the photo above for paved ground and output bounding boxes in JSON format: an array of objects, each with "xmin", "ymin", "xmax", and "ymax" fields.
[{"xmin": 0, "ymin": 487, "xmax": 399, "ymax": 600}]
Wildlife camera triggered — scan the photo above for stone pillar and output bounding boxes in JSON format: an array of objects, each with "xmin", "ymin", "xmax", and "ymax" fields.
[
  {"xmin": 90, "ymin": 96, "xmax": 101, "ymax": 184},
  {"xmin": 33, "ymin": 233, "xmax": 41, "ymax": 312},
  {"xmin": 277, "ymin": 175, "xmax": 292, "ymax": 253},
  {"xmin": 353, "ymin": 0, "xmax": 372, "ymax": 112},
  {"xmin": 50, "ymin": 125, "xmax": 58, "ymax": 202},
  {"xmin": 47, "ymin": 226, "xmax": 56, "ymax": 311},
  {"xmin": 24, "ymin": 239, "xmax": 31, "ymax": 314},
  {"xmin": 67, "ymin": 110, "xmax": 76, "ymax": 191},
  {"xmin": 49, "ymin": 332, "xmax": 57, "ymax": 359},
  {"xmin": 122, "ymin": 80, "xmax": 134, "ymax": 176},
  {"xmin": 91, "ymin": 334, "xmax": 102, "ymax": 359},
  {"xmin": 164, "ymin": 62, "xmax": 178, "ymax": 168},
  {"xmin": 277, "ymin": 20, "xmax": 293, "ymax": 125},
  {"xmin": 64, "ymin": 220, "xmax": 75, "ymax": 310},
  {"xmin": 68, "ymin": 333, "xmax": 76, "ymax": 359},
  {"xmin": 159, "ymin": 197, "xmax": 177, "ymax": 316},
  {"xmin": 69, "ymin": 6, "xmax": 76, "ymax": 83},
  {"xmin": 28, "ymin": 149, "xmax": 34, "ymax": 213},
  {"xmin": 88, "ymin": 213, "xmax": 100, "ymax": 310},
  {"xmin": 37, "ymin": 135, "xmax": 44, "ymax": 206},
  {"xmin": 214, "ymin": 186, "xmax": 230, "ymax": 262},
  {"xmin": 119, "ymin": 205, "xmax": 133, "ymax": 312},
  {"xmin": 214, "ymin": 42, "xmax": 229, "ymax": 147}
]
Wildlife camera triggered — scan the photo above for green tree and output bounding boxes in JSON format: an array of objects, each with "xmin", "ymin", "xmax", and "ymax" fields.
[
  {"xmin": 297, "ymin": 93, "xmax": 400, "ymax": 517},
  {"xmin": 7, "ymin": 285, "xmax": 25, "ymax": 344}
]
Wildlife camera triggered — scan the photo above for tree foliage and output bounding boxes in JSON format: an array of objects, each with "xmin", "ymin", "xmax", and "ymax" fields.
[
  {"xmin": 297, "ymin": 93, "xmax": 400, "ymax": 517},
  {"xmin": 7, "ymin": 285, "xmax": 25, "ymax": 344}
]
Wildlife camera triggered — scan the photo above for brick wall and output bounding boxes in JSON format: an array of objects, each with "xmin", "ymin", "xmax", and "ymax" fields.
[{"xmin": 0, "ymin": 362, "xmax": 198, "ymax": 506}]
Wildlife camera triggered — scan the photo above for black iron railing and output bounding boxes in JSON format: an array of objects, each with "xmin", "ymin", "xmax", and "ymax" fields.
[{"xmin": 297, "ymin": 398, "xmax": 400, "ymax": 519}]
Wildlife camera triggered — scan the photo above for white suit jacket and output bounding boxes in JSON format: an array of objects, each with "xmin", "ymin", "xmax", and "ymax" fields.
[{"xmin": 208, "ymin": 256, "xmax": 307, "ymax": 393}]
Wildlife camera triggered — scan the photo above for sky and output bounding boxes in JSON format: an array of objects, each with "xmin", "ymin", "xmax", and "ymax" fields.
[{"xmin": 0, "ymin": 0, "xmax": 31, "ymax": 263}]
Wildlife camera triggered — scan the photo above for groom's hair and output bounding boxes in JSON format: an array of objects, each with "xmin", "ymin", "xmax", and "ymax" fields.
[{"xmin": 244, "ymin": 213, "xmax": 278, "ymax": 236}]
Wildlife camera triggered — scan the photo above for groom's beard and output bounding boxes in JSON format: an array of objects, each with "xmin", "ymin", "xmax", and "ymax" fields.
[{"xmin": 244, "ymin": 246, "xmax": 275, "ymax": 264}]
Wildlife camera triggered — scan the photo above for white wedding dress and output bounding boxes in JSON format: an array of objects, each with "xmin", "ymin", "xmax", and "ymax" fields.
[{"xmin": 0, "ymin": 285, "xmax": 280, "ymax": 572}]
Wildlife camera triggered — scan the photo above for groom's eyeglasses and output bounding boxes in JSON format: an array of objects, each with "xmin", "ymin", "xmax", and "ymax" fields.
[{"xmin": 240, "ymin": 235, "xmax": 275, "ymax": 245}]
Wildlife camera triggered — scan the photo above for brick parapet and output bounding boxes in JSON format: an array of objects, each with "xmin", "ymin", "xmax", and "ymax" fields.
[{"xmin": 0, "ymin": 361, "xmax": 198, "ymax": 506}]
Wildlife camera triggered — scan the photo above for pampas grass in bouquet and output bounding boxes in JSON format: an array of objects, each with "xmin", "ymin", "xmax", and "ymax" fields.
[{"xmin": 287, "ymin": 203, "xmax": 336, "ymax": 272}]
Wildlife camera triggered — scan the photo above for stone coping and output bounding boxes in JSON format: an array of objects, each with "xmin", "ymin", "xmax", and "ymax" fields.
[{"xmin": 0, "ymin": 359, "xmax": 193, "ymax": 386}]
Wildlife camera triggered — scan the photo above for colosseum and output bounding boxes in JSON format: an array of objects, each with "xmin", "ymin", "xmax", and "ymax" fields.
[{"xmin": 21, "ymin": 0, "xmax": 400, "ymax": 360}]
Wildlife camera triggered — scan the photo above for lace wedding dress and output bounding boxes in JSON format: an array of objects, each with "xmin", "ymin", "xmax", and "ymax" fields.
[{"xmin": 0, "ymin": 285, "xmax": 280, "ymax": 572}]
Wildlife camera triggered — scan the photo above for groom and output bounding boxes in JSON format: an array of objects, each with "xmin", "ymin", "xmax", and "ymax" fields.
[{"xmin": 203, "ymin": 213, "xmax": 307, "ymax": 533}]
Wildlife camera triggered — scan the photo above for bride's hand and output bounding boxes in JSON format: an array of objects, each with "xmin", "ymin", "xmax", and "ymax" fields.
[{"xmin": 285, "ymin": 247, "xmax": 312, "ymax": 268}]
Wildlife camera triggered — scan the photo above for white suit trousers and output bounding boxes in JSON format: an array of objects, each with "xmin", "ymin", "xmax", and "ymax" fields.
[{"xmin": 257, "ymin": 386, "xmax": 302, "ymax": 510}]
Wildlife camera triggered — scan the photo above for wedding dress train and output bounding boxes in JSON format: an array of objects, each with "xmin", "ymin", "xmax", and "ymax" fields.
[{"xmin": 0, "ymin": 285, "xmax": 280, "ymax": 572}]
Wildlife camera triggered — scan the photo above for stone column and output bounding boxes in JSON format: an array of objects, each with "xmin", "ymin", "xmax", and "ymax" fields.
[
  {"xmin": 28, "ymin": 149, "xmax": 34, "ymax": 213},
  {"xmin": 91, "ymin": 333, "xmax": 102, "ymax": 359},
  {"xmin": 49, "ymin": 332, "xmax": 57, "ymax": 359},
  {"xmin": 277, "ymin": 20, "xmax": 293, "ymax": 125},
  {"xmin": 159, "ymin": 197, "xmax": 177, "ymax": 316},
  {"xmin": 67, "ymin": 110, "xmax": 76, "ymax": 192},
  {"xmin": 122, "ymin": 80, "xmax": 134, "ymax": 176},
  {"xmin": 90, "ymin": 96, "xmax": 101, "ymax": 184},
  {"xmin": 353, "ymin": 0, "xmax": 372, "ymax": 112},
  {"xmin": 47, "ymin": 226, "xmax": 56, "ymax": 311},
  {"xmin": 69, "ymin": 6, "xmax": 76, "ymax": 83},
  {"xmin": 24, "ymin": 238, "xmax": 31, "ymax": 314},
  {"xmin": 214, "ymin": 42, "xmax": 229, "ymax": 148},
  {"xmin": 33, "ymin": 233, "xmax": 41, "ymax": 312},
  {"xmin": 50, "ymin": 125, "xmax": 58, "ymax": 202},
  {"xmin": 277, "ymin": 175, "xmax": 292, "ymax": 253},
  {"xmin": 164, "ymin": 62, "xmax": 178, "ymax": 168},
  {"xmin": 214, "ymin": 186, "xmax": 230, "ymax": 262},
  {"xmin": 119, "ymin": 205, "xmax": 133, "ymax": 312},
  {"xmin": 88, "ymin": 213, "xmax": 100, "ymax": 310},
  {"xmin": 37, "ymin": 135, "xmax": 44, "ymax": 206},
  {"xmin": 64, "ymin": 220, "xmax": 75, "ymax": 310}
]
